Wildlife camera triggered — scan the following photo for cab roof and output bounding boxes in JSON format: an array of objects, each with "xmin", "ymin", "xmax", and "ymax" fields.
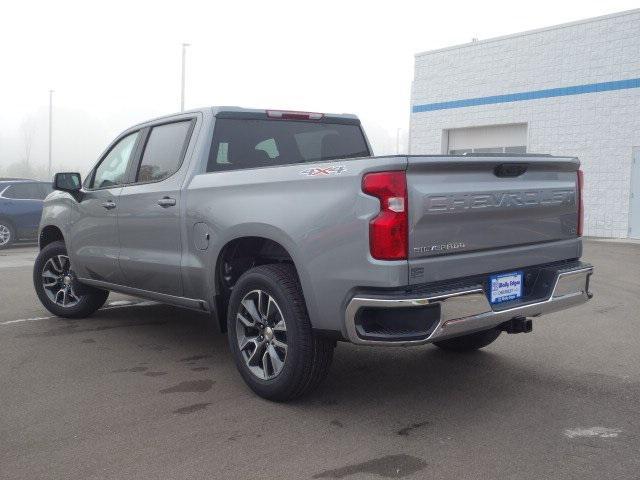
[{"xmin": 128, "ymin": 106, "xmax": 360, "ymax": 130}]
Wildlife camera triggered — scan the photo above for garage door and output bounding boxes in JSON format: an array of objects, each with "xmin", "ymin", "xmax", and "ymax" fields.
[{"xmin": 447, "ymin": 123, "xmax": 527, "ymax": 154}]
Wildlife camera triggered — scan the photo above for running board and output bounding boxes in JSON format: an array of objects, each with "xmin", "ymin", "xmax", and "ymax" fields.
[{"xmin": 78, "ymin": 277, "xmax": 210, "ymax": 312}]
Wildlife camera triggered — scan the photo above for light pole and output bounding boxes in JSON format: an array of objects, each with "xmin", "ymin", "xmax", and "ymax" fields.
[
  {"xmin": 181, "ymin": 43, "xmax": 190, "ymax": 111},
  {"xmin": 48, "ymin": 89, "xmax": 54, "ymax": 177}
]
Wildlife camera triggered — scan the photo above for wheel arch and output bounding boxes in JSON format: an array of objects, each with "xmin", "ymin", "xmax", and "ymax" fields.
[
  {"xmin": 212, "ymin": 230, "xmax": 311, "ymax": 333},
  {"xmin": 39, "ymin": 225, "xmax": 65, "ymax": 250},
  {"xmin": 0, "ymin": 216, "xmax": 15, "ymax": 229}
]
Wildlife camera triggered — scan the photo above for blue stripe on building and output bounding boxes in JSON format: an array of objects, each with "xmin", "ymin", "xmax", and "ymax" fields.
[{"xmin": 412, "ymin": 77, "xmax": 640, "ymax": 113}]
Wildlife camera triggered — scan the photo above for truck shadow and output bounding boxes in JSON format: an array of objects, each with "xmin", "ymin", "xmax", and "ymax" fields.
[{"xmin": 33, "ymin": 301, "xmax": 635, "ymax": 417}]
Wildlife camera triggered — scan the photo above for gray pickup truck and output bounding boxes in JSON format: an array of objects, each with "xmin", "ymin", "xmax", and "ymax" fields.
[{"xmin": 34, "ymin": 107, "xmax": 593, "ymax": 400}]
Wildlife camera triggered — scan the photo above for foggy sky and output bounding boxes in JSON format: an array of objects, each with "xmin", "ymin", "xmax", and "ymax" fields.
[{"xmin": 1, "ymin": 0, "xmax": 637, "ymax": 179}]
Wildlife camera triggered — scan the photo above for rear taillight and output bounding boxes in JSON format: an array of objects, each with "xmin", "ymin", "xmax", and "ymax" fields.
[
  {"xmin": 577, "ymin": 169, "xmax": 584, "ymax": 236},
  {"xmin": 362, "ymin": 171, "xmax": 408, "ymax": 260}
]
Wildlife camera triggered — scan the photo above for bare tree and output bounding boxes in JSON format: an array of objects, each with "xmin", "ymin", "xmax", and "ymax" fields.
[{"xmin": 20, "ymin": 116, "xmax": 36, "ymax": 169}]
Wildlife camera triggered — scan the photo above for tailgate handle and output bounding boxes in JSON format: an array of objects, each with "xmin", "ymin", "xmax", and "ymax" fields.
[{"xmin": 494, "ymin": 163, "xmax": 528, "ymax": 177}]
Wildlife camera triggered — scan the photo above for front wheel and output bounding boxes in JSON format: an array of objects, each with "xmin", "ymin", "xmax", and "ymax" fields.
[
  {"xmin": 33, "ymin": 241, "xmax": 109, "ymax": 318},
  {"xmin": 227, "ymin": 264, "xmax": 334, "ymax": 401},
  {"xmin": 433, "ymin": 328, "xmax": 501, "ymax": 352}
]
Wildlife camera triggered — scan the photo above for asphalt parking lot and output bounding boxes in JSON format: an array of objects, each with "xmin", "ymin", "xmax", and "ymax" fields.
[{"xmin": 1, "ymin": 240, "xmax": 639, "ymax": 480}]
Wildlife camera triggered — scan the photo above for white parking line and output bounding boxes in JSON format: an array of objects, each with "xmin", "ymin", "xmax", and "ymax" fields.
[
  {"xmin": 1, "ymin": 316, "xmax": 52, "ymax": 326},
  {"xmin": 564, "ymin": 427, "xmax": 622, "ymax": 438},
  {"xmin": 0, "ymin": 250, "xmax": 38, "ymax": 269},
  {"xmin": 0, "ymin": 300, "xmax": 158, "ymax": 326},
  {"xmin": 107, "ymin": 300, "xmax": 134, "ymax": 306}
]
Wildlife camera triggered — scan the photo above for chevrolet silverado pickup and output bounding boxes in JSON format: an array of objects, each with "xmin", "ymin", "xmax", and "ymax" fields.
[{"xmin": 33, "ymin": 107, "xmax": 593, "ymax": 400}]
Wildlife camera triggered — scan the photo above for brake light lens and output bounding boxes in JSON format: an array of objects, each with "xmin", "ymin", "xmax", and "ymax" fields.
[
  {"xmin": 266, "ymin": 110, "xmax": 324, "ymax": 120},
  {"xmin": 577, "ymin": 169, "xmax": 584, "ymax": 236},
  {"xmin": 362, "ymin": 171, "xmax": 408, "ymax": 260}
]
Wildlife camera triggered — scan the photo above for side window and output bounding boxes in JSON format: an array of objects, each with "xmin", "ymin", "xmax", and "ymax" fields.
[
  {"xmin": 136, "ymin": 121, "xmax": 192, "ymax": 183},
  {"xmin": 3, "ymin": 185, "xmax": 22, "ymax": 198},
  {"xmin": 92, "ymin": 132, "xmax": 139, "ymax": 189},
  {"xmin": 38, "ymin": 183, "xmax": 53, "ymax": 199},
  {"xmin": 3, "ymin": 183, "xmax": 42, "ymax": 200}
]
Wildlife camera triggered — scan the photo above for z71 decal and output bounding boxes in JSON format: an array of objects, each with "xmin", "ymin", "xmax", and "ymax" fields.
[{"xmin": 300, "ymin": 165, "xmax": 347, "ymax": 176}]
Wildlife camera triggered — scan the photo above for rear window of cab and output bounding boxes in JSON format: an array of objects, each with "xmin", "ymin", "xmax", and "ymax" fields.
[{"xmin": 207, "ymin": 118, "xmax": 369, "ymax": 172}]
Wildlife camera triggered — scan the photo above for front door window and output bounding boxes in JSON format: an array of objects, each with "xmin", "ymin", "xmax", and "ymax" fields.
[{"xmin": 91, "ymin": 132, "xmax": 139, "ymax": 189}]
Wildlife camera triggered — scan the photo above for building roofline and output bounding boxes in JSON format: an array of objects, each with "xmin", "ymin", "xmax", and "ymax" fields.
[{"xmin": 414, "ymin": 8, "xmax": 640, "ymax": 58}]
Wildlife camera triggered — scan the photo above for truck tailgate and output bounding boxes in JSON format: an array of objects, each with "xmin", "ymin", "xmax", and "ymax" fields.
[{"xmin": 407, "ymin": 155, "xmax": 580, "ymax": 280}]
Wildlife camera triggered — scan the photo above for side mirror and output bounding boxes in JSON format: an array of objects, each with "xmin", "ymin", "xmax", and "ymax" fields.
[{"xmin": 53, "ymin": 172, "xmax": 82, "ymax": 192}]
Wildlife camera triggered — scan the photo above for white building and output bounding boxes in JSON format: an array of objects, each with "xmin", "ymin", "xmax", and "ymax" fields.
[{"xmin": 410, "ymin": 9, "xmax": 640, "ymax": 239}]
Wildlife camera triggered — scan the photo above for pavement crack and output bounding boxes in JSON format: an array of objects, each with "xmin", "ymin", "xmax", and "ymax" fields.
[
  {"xmin": 313, "ymin": 454, "xmax": 427, "ymax": 479},
  {"xmin": 159, "ymin": 379, "xmax": 214, "ymax": 394},
  {"xmin": 15, "ymin": 321, "xmax": 165, "ymax": 338},
  {"xmin": 178, "ymin": 354, "xmax": 213, "ymax": 362},
  {"xmin": 397, "ymin": 421, "xmax": 429, "ymax": 437},
  {"xmin": 172, "ymin": 402, "xmax": 212, "ymax": 415},
  {"xmin": 112, "ymin": 366, "xmax": 148, "ymax": 373}
]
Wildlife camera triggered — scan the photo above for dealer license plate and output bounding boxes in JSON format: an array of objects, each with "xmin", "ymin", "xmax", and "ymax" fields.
[{"xmin": 489, "ymin": 271, "xmax": 523, "ymax": 304}]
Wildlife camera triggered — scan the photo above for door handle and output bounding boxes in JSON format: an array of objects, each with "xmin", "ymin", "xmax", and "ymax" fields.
[
  {"xmin": 101, "ymin": 200, "xmax": 116, "ymax": 210},
  {"xmin": 157, "ymin": 197, "xmax": 176, "ymax": 208}
]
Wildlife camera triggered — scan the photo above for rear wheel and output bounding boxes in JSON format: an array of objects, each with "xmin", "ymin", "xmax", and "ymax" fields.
[
  {"xmin": 33, "ymin": 241, "xmax": 109, "ymax": 318},
  {"xmin": 0, "ymin": 221, "xmax": 15, "ymax": 249},
  {"xmin": 433, "ymin": 328, "xmax": 501, "ymax": 352},
  {"xmin": 227, "ymin": 264, "xmax": 334, "ymax": 401}
]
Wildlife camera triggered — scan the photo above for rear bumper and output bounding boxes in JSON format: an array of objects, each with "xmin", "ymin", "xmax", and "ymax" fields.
[{"xmin": 344, "ymin": 263, "xmax": 593, "ymax": 346}]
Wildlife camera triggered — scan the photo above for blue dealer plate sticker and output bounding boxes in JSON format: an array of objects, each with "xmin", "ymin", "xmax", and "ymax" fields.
[{"xmin": 489, "ymin": 271, "xmax": 523, "ymax": 304}]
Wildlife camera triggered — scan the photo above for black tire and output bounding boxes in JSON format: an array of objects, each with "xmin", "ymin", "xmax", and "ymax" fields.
[
  {"xmin": 33, "ymin": 241, "xmax": 109, "ymax": 318},
  {"xmin": 0, "ymin": 220, "xmax": 15, "ymax": 249},
  {"xmin": 227, "ymin": 264, "xmax": 334, "ymax": 401},
  {"xmin": 433, "ymin": 328, "xmax": 501, "ymax": 352}
]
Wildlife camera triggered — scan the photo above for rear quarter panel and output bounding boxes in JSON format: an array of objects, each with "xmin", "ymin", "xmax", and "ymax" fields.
[{"xmin": 183, "ymin": 156, "xmax": 408, "ymax": 333}]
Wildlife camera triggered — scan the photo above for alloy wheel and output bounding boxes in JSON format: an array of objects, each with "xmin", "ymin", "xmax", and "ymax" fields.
[
  {"xmin": 0, "ymin": 224, "xmax": 10, "ymax": 247},
  {"xmin": 236, "ymin": 289, "xmax": 288, "ymax": 380},
  {"xmin": 42, "ymin": 254, "xmax": 80, "ymax": 308}
]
